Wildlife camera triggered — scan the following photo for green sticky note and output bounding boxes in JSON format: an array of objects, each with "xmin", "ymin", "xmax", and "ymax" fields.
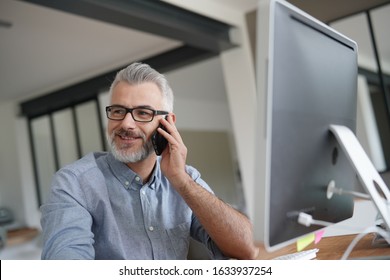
[{"xmin": 297, "ymin": 233, "xmax": 315, "ymax": 251}]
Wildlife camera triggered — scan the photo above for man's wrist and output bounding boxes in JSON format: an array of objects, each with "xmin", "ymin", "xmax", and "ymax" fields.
[{"xmin": 171, "ymin": 172, "xmax": 193, "ymax": 194}]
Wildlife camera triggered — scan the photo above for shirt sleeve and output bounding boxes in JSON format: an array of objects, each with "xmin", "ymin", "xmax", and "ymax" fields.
[{"xmin": 40, "ymin": 168, "xmax": 95, "ymax": 260}]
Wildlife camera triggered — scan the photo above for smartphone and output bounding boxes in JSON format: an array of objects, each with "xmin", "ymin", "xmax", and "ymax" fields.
[{"xmin": 152, "ymin": 119, "xmax": 168, "ymax": 156}]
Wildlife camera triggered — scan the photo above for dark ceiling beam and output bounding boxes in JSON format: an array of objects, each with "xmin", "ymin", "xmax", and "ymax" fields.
[
  {"xmin": 20, "ymin": 45, "xmax": 216, "ymax": 118},
  {"xmin": 22, "ymin": 0, "xmax": 237, "ymax": 53}
]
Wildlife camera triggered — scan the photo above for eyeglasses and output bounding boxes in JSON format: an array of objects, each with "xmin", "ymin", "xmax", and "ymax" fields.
[{"xmin": 105, "ymin": 105, "xmax": 168, "ymax": 122}]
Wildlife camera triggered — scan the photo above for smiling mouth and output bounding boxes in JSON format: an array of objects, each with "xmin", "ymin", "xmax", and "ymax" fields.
[
  {"xmin": 116, "ymin": 134, "xmax": 141, "ymax": 145},
  {"xmin": 115, "ymin": 130, "xmax": 143, "ymax": 143},
  {"xmin": 118, "ymin": 135, "xmax": 138, "ymax": 140}
]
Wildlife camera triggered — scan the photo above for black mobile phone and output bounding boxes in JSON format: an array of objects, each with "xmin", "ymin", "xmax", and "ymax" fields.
[{"xmin": 152, "ymin": 119, "xmax": 168, "ymax": 156}]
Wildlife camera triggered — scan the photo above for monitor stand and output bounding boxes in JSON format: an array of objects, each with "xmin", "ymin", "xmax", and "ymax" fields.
[{"xmin": 329, "ymin": 124, "xmax": 390, "ymax": 245}]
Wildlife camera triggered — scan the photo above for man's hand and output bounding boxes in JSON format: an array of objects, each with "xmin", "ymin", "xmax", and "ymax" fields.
[{"xmin": 158, "ymin": 114, "xmax": 191, "ymax": 190}]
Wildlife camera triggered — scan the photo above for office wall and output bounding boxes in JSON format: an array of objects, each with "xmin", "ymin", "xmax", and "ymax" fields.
[
  {"xmin": 164, "ymin": 1, "xmax": 259, "ymax": 229},
  {"xmin": 0, "ymin": 101, "xmax": 26, "ymax": 226},
  {"xmin": 181, "ymin": 130, "xmax": 243, "ymax": 210},
  {"xmin": 165, "ymin": 58, "xmax": 243, "ymax": 208}
]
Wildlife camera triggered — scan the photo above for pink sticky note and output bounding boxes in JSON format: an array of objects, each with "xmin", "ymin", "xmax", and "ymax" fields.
[{"xmin": 315, "ymin": 230, "xmax": 325, "ymax": 244}]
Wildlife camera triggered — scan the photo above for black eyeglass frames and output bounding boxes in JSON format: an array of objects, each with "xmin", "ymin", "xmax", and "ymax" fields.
[{"xmin": 105, "ymin": 105, "xmax": 168, "ymax": 122}]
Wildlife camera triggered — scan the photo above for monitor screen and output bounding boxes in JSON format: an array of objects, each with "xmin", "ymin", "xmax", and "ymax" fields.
[{"xmin": 264, "ymin": 0, "xmax": 359, "ymax": 251}]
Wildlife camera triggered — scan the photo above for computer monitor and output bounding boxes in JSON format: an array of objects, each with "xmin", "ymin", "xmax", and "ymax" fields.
[
  {"xmin": 264, "ymin": 0, "xmax": 359, "ymax": 251},
  {"xmin": 264, "ymin": 0, "xmax": 390, "ymax": 252}
]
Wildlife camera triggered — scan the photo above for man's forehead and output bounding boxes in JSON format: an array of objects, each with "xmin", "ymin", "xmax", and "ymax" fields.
[{"xmin": 111, "ymin": 82, "xmax": 163, "ymax": 106}]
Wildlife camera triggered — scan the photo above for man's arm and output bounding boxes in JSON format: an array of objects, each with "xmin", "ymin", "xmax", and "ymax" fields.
[
  {"xmin": 41, "ymin": 170, "xmax": 95, "ymax": 260},
  {"xmin": 177, "ymin": 175, "xmax": 259, "ymax": 259},
  {"xmin": 159, "ymin": 115, "xmax": 259, "ymax": 260}
]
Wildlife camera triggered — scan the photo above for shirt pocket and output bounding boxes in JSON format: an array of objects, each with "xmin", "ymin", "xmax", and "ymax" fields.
[{"xmin": 165, "ymin": 222, "xmax": 191, "ymax": 259}]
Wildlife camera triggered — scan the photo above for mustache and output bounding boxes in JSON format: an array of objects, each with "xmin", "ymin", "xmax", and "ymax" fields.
[{"xmin": 114, "ymin": 129, "xmax": 145, "ymax": 140}]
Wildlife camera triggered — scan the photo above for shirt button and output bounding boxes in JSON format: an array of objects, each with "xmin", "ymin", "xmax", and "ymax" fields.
[
  {"xmin": 149, "ymin": 226, "xmax": 154, "ymax": 231},
  {"xmin": 125, "ymin": 181, "xmax": 129, "ymax": 186},
  {"xmin": 135, "ymin": 177, "xmax": 140, "ymax": 182},
  {"xmin": 141, "ymin": 190, "xmax": 146, "ymax": 195}
]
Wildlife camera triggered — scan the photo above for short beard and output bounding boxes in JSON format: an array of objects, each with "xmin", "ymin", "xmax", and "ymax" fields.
[{"xmin": 106, "ymin": 129, "xmax": 154, "ymax": 163}]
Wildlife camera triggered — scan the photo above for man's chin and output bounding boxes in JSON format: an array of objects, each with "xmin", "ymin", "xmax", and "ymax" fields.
[{"xmin": 111, "ymin": 147, "xmax": 154, "ymax": 163}]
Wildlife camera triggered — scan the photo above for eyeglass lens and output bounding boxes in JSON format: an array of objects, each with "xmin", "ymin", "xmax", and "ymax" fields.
[{"xmin": 107, "ymin": 106, "xmax": 155, "ymax": 122}]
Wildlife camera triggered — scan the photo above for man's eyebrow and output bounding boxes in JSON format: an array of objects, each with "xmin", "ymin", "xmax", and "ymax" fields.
[
  {"xmin": 135, "ymin": 105, "xmax": 156, "ymax": 110},
  {"xmin": 109, "ymin": 104, "xmax": 156, "ymax": 110}
]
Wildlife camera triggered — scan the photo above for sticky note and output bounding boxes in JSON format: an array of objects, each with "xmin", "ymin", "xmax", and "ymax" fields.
[
  {"xmin": 315, "ymin": 230, "xmax": 325, "ymax": 244},
  {"xmin": 297, "ymin": 233, "xmax": 315, "ymax": 251}
]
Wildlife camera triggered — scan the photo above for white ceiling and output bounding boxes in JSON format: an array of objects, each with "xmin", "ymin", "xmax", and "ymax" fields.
[
  {"xmin": 0, "ymin": 0, "xmax": 181, "ymax": 102},
  {"xmin": 0, "ymin": 0, "xmax": 389, "ymax": 104}
]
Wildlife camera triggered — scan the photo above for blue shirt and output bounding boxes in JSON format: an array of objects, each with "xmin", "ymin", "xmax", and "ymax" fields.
[{"xmin": 40, "ymin": 152, "xmax": 226, "ymax": 260}]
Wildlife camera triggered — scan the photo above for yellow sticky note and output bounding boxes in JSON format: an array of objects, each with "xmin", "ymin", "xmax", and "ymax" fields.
[{"xmin": 297, "ymin": 233, "xmax": 315, "ymax": 251}]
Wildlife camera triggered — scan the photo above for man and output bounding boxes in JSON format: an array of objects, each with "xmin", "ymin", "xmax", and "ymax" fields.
[{"xmin": 40, "ymin": 62, "xmax": 259, "ymax": 260}]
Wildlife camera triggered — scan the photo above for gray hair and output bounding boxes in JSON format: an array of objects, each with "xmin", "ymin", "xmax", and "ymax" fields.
[{"xmin": 109, "ymin": 62, "xmax": 174, "ymax": 112}]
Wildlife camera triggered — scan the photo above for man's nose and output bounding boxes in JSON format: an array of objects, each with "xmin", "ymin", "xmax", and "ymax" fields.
[{"xmin": 121, "ymin": 112, "xmax": 137, "ymax": 128}]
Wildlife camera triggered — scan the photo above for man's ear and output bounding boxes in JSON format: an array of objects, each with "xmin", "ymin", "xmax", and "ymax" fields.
[{"xmin": 169, "ymin": 113, "xmax": 176, "ymax": 123}]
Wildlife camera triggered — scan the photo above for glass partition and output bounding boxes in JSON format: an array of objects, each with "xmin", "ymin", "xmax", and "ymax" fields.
[
  {"xmin": 29, "ymin": 98, "xmax": 105, "ymax": 206},
  {"xmin": 53, "ymin": 108, "xmax": 78, "ymax": 167},
  {"xmin": 75, "ymin": 101, "xmax": 103, "ymax": 156},
  {"xmin": 31, "ymin": 116, "xmax": 56, "ymax": 205}
]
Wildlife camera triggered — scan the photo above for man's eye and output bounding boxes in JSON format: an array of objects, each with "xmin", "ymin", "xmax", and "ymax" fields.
[
  {"xmin": 137, "ymin": 110, "xmax": 151, "ymax": 116},
  {"xmin": 112, "ymin": 108, "xmax": 126, "ymax": 114},
  {"xmin": 134, "ymin": 109, "xmax": 154, "ymax": 119}
]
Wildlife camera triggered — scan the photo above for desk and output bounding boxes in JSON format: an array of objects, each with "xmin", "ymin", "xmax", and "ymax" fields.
[
  {"xmin": 6, "ymin": 227, "xmax": 39, "ymax": 246},
  {"xmin": 257, "ymin": 233, "xmax": 390, "ymax": 260},
  {"xmin": 0, "ymin": 227, "xmax": 41, "ymax": 260}
]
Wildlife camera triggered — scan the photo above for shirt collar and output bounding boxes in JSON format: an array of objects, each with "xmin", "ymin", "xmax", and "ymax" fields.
[{"xmin": 106, "ymin": 152, "xmax": 160, "ymax": 190}]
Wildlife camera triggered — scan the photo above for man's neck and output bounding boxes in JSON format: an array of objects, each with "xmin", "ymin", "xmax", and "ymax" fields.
[{"xmin": 126, "ymin": 155, "xmax": 157, "ymax": 184}]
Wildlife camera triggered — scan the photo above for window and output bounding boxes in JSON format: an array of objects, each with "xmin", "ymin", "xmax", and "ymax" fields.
[{"xmin": 25, "ymin": 97, "xmax": 106, "ymax": 206}]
